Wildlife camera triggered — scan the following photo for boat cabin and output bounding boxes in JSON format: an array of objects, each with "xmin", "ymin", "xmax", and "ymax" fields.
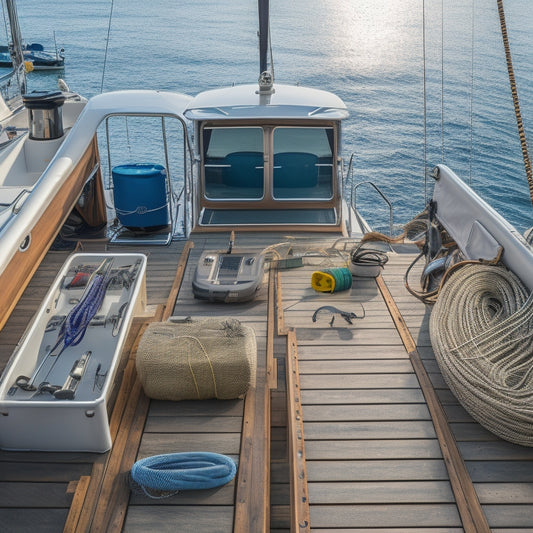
[{"xmin": 184, "ymin": 83, "xmax": 349, "ymax": 232}]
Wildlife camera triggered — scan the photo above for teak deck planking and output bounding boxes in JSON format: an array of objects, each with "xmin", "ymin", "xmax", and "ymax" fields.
[
  {"xmin": 280, "ymin": 244, "xmax": 533, "ymax": 532},
  {"xmin": 1, "ymin": 235, "xmax": 533, "ymax": 532}
]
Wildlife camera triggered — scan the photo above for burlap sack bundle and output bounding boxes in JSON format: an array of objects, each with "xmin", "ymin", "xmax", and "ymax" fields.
[{"xmin": 136, "ymin": 318, "xmax": 256, "ymax": 401}]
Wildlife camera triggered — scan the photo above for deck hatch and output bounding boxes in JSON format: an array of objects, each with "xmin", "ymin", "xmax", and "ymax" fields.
[{"xmin": 200, "ymin": 208, "xmax": 337, "ymax": 225}]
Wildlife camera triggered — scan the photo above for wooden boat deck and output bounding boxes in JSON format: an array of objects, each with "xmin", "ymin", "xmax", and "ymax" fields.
[
  {"xmin": 0, "ymin": 234, "xmax": 532, "ymax": 532},
  {"xmin": 281, "ymin": 244, "xmax": 533, "ymax": 532}
]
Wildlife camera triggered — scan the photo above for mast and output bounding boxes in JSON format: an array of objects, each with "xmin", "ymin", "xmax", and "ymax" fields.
[
  {"xmin": 258, "ymin": 0, "xmax": 269, "ymax": 75},
  {"xmin": 257, "ymin": 0, "xmax": 273, "ymax": 93},
  {"xmin": 4, "ymin": 0, "xmax": 24, "ymax": 69}
]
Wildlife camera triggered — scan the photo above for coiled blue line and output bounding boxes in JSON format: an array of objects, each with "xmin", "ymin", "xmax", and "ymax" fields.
[{"xmin": 130, "ymin": 452, "xmax": 237, "ymax": 497}]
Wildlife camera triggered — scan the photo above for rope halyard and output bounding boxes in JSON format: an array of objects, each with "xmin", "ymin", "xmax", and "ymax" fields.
[{"xmin": 497, "ymin": 0, "xmax": 533, "ymax": 206}]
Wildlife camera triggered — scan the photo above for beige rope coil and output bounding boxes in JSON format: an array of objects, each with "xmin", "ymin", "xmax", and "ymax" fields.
[{"xmin": 429, "ymin": 263, "xmax": 533, "ymax": 446}]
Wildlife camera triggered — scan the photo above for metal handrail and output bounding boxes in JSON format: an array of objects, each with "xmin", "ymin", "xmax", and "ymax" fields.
[
  {"xmin": 344, "ymin": 152, "xmax": 394, "ymax": 236},
  {"xmin": 353, "ymin": 181, "xmax": 394, "ymax": 237},
  {"xmin": 344, "ymin": 153, "xmax": 355, "ymax": 232},
  {"xmin": 0, "ymin": 63, "xmax": 24, "ymax": 113},
  {"xmin": 103, "ymin": 113, "xmax": 192, "ymax": 239}
]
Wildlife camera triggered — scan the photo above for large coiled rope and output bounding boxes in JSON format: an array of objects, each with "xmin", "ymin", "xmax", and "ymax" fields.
[{"xmin": 429, "ymin": 263, "xmax": 533, "ymax": 446}]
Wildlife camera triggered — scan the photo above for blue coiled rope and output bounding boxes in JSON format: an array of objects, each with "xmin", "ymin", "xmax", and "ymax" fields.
[
  {"xmin": 62, "ymin": 262, "xmax": 112, "ymax": 346},
  {"xmin": 14, "ymin": 258, "xmax": 115, "ymax": 392},
  {"xmin": 130, "ymin": 452, "xmax": 237, "ymax": 498}
]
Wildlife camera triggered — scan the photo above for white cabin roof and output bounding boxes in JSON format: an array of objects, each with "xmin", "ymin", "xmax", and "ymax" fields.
[{"xmin": 184, "ymin": 83, "xmax": 349, "ymax": 121}]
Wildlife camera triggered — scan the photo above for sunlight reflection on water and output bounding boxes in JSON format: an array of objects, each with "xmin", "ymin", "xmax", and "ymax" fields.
[{"xmin": 16, "ymin": 0, "xmax": 533, "ymax": 231}]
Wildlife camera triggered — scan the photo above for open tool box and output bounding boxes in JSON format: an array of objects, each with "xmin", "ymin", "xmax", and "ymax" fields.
[{"xmin": 0, "ymin": 253, "xmax": 147, "ymax": 452}]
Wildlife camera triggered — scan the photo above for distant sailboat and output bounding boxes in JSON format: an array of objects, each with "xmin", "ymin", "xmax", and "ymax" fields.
[
  {"xmin": 26, "ymin": 41, "xmax": 64, "ymax": 70},
  {"xmin": 0, "ymin": 41, "xmax": 65, "ymax": 70},
  {"xmin": 0, "ymin": 1, "xmax": 64, "ymax": 70}
]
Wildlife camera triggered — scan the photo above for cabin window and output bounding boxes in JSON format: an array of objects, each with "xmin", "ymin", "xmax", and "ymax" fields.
[
  {"xmin": 203, "ymin": 127, "xmax": 264, "ymax": 200},
  {"xmin": 272, "ymin": 127, "xmax": 334, "ymax": 200}
]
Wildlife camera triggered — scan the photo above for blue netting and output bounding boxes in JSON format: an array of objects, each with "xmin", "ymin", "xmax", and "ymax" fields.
[{"xmin": 130, "ymin": 452, "xmax": 237, "ymax": 496}]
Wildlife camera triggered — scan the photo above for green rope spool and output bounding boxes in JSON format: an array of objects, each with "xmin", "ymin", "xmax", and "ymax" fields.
[{"xmin": 311, "ymin": 267, "xmax": 352, "ymax": 293}]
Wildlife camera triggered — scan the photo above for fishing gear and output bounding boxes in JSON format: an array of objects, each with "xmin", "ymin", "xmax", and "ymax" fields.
[
  {"xmin": 36, "ymin": 382, "xmax": 61, "ymax": 395},
  {"xmin": 312, "ymin": 305, "xmax": 365, "ymax": 327},
  {"xmin": 15, "ymin": 258, "xmax": 114, "ymax": 392},
  {"xmin": 32, "ymin": 351, "xmax": 91, "ymax": 400},
  {"xmin": 93, "ymin": 363, "xmax": 108, "ymax": 391},
  {"xmin": 111, "ymin": 302, "xmax": 129, "ymax": 337},
  {"xmin": 53, "ymin": 351, "xmax": 91, "ymax": 400},
  {"xmin": 44, "ymin": 315, "xmax": 66, "ymax": 333}
]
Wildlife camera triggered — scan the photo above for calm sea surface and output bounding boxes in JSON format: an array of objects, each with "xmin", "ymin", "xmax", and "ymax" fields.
[{"xmin": 11, "ymin": 0, "xmax": 533, "ymax": 231}]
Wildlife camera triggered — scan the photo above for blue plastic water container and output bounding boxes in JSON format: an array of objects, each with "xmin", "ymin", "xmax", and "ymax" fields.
[{"xmin": 112, "ymin": 164, "xmax": 169, "ymax": 229}]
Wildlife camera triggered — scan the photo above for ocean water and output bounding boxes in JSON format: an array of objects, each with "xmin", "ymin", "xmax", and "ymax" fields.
[{"xmin": 11, "ymin": 0, "xmax": 533, "ymax": 231}]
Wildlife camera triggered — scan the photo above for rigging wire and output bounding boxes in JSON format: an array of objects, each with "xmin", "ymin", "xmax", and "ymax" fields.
[
  {"xmin": 100, "ymin": 0, "xmax": 115, "ymax": 93},
  {"xmin": 1, "ymin": 3, "xmax": 8, "ymax": 45},
  {"xmin": 440, "ymin": 0, "xmax": 445, "ymax": 163},
  {"xmin": 269, "ymin": 24, "xmax": 274, "ymax": 81},
  {"xmin": 468, "ymin": 0, "xmax": 475, "ymax": 186},
  {"xmin": 497, "ymin": 0, "xmax": 533, "ymax": 208},
  {"xmin": 422, "ymin": 0, "xmax": 428, "ymax": 203}
]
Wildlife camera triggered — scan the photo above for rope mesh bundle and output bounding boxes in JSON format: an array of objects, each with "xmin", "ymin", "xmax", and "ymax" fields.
[
  {"xmin": 136, "ymin": 318, "xmax": 256, "ymax": 401},
  {"xmin": 130, "ymin": 452, "xmax": 237, "ymax": 498},
  {"xmin": 429, "ymin": 263, "xmax": 533, "ymax": 446}
]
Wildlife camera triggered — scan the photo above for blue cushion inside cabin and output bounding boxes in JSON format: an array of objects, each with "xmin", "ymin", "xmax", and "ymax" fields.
[
  {"xmin": 223, "ymin": 151, "xmax": 264, "ymax": 188},
  {"xmin": 273, "ymin": 152, "xmax": 319, "ymax": 188}
]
